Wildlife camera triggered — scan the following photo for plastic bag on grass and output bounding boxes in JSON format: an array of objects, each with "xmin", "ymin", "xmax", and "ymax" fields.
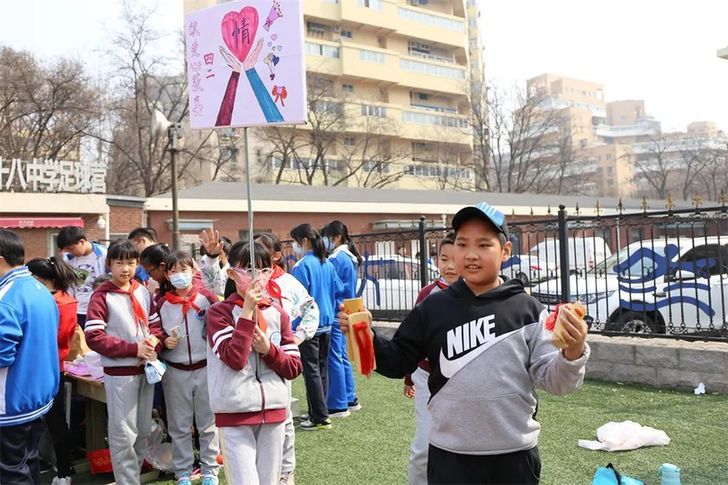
[
  {"xmin": 145, "ymin": 417, "xmax": 174, "ymax": 472},
  {"xmin": 579, "ymin": 421, "xmax": 670, "ymax": 452}
]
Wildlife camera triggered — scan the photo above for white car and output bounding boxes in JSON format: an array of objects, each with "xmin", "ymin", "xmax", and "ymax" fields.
[
  {"xmin": 532, "ymin": 238, "xmax": 728, "ymax": 335},
  {"xmin": 357, "ymin": 255, "xmax": 439, "ymax": 314},
  {"xmin": 500, "ymin": 254, "xmax": 557, "ymax": 287}
]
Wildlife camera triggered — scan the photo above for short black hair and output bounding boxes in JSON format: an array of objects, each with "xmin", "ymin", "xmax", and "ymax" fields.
[
  {"xmin": 141, "ymin": 243, "xmax": 172, "ymax": 267},
  {"xmin": 57, "ymin": 226, "xmax": 86, "ymax": 249},
  {"xmin": 439, "ymin": 232, "xmax": 456, "ymax": 253},
  {"xmin": 128, "ymin": 227, "xmax": 157, "ymax": 242},
  {"xmin": 0, "ymin": 229, "xmax": 25, "ymax": 266},
  {"xmin": 166, "ymin": 250, "xmax": 196, "ymax": 272},
  {"xmin": 107, "ymin": 239, "xmax": 139, "ymax": 262}
]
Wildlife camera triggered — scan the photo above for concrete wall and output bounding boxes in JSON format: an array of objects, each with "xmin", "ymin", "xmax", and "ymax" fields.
[{"xmin": 586, "ymin": 335, "xmax": 728, "ymax": 393}]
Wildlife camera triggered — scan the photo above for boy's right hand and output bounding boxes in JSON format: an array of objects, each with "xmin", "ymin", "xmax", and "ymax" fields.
[
  {"xmin": 164, "ymin": 337, "xmax": 179, "ymax": 350},
  {"xmin": 137, "ymin": 340, "xmax": 156, "ymax": 360},
  {"xmin": 241, "ymin": 282, "xmax": 263, "ymax": 319},
  {"xmin": 404, "ymin": 384, "xmax": 415, "ymax": 399}
]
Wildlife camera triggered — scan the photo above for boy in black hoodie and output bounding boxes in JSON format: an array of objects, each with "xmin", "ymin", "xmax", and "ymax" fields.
[{"xmin": 340, "ymin": 202, "xmax": 589, "ymax": 484}]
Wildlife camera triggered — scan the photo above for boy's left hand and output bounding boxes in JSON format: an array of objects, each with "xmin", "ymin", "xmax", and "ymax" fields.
[
  {"xmin": 559, "ymin": 307, "xmax": 588, "ymax": 360},
  {"xmin": 252, "ymin": 326, "xmax": 271, "ymax": 356}
]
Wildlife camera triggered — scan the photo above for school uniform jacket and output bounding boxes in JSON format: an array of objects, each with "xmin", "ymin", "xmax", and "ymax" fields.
[
  {"xmin": 271, "ymin": 266, "xmax": 319, "ymax": 342},
  {"xmin": 206, "ymin": 293, "xmax": 303, "ymax": 427},
  {"xmin": 158, "ymin": 286, "xmax": 218, "ymax": 370},
  {"xmin": 403, "ymin": 279, "xmax": 448, "ymax": 386},
  {"xmin": 85, "ymin": 280, "xmax": 164, "ymax": 375},
  {"xmin": 374, "ymin": 278, "xmax": 590, "ymax": 456}
]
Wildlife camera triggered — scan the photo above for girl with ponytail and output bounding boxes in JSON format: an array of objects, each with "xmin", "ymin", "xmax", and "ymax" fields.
[
  {"xmin": 27, "ymin": 256, "xmax": 83, "ymax": 483},
  {"xmin": 320, "ymin": 220, "xmax": 362, "ymax": 415},
  {"xmin": 289, "ymin": 224, "xmax": 345, "ymax": 430}
]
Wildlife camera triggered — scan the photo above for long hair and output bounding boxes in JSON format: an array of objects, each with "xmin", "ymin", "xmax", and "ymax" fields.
[
  {"xmin": 224, "ymin": 241, "xmax": 273, "ymax": 298},
  {"xmin": 256, "ymin": 232, "xmax": 286, "ymax": 270},
  {"xmin": 27, "ymin": 257, "xmax": 82, "ymax": 293},
  {"xmin": 290, "ymin": 223, "xmax": 325, "ymax": 263},
  {"xmin": 140, "ymin": 243, "xmax": 171, "ymax": 268},
  {"xmin": 322, "ymin": 220, "xmax": 363, "ymax": 266}
]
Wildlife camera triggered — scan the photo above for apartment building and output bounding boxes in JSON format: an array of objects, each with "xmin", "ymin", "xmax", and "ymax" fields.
[{"xmin": 184, "ymin": 0, "xmax": 475, "ymax": 190}]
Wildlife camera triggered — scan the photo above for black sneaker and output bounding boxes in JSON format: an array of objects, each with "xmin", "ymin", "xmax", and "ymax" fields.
[
  {"xmin": 348, "ymin": 399, "xmax": 362, "ymax": 412},
  {"xmin": 299, "ymin": 418, "xmax": 332, "ymax": 431}
]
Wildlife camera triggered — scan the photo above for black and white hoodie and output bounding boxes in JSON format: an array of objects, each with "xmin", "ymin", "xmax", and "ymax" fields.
[{"xmin": 374, "ymin": 278, "xmax": 590, "ymax": 455}]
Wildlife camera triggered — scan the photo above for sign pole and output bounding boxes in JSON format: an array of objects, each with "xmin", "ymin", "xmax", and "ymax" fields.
[{"xmin": 243, "ymin": 127, "xmax": 255, "ymax": 278}]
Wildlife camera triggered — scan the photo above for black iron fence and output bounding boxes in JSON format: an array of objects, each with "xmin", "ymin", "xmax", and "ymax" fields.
[{"xmin": 291, "ymin": 205, "xmax": 728, "ymax": 341}]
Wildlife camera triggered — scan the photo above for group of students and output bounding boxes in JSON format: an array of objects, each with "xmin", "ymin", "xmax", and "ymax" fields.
[
  {"xmin": 0, "ymin": 219, "xmax": 366, "ymax": 485},
  {"xmin": 0, "ymin": 200, "xmax": 591, "ymax": 485}
]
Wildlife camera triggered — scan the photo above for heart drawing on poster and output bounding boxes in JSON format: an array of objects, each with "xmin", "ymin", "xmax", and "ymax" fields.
[{"xmin": 220, "ymin": 6, "xmax": 259, "ymax": 62}]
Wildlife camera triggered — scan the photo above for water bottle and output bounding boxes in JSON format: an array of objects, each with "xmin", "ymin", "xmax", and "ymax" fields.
[{"xmin": 660, "ymin": 463, "xmax": 681, "ymax": 485}]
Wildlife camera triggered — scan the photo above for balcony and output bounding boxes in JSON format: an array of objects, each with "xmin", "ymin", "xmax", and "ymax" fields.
[
  {"xmin": 399, "ymin": 57, "xmax": 467, "ymax": 94},
  {"xmin": 397, "ymin": 6, "xmax": 467, "ymax": 48},
  {"xmin": 305, "ymin": 40, "xmax": 343, "ymax": 76}
]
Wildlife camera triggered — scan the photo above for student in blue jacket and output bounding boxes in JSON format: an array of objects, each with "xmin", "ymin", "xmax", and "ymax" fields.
[
  {"xmin": 0, "ymin": 230, "xmax": 60, "ymax": 484},
  {"xmin": 290, "ymin": 224, "xmax": 344, "ymax": 431},
  {"xmin": 322, "ymin": 220, "xmax": 362, "ymax": 416}
]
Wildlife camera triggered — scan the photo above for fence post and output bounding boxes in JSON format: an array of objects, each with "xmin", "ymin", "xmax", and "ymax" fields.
[
  {"xmin": 558, "ymin": 205, "xmax": 570, "ymax": 303},
  {"xmin": 418, "ymin": 215, "xmax": 428, "ymax": 289}
]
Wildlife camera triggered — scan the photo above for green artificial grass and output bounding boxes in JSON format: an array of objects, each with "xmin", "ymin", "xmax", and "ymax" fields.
[{"xmin": 146, "ymin": 376, "xmax": 727, "ymax": 485}]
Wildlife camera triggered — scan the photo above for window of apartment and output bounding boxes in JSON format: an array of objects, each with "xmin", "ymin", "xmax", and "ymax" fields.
[
  {"xmin": 400, "ymin": 59, "xmax": 465, "ymax": 79},
  {"xmin": 403, "ymin": 110, "xmax": 468, "ymax": 128},
  {"xmin": 305, "ymin": 42, "xmax": 340, "ymax": 58},
  {"xmin": 607, "ymin": 179, "xmax": 614, "ymax": 187},
  {"xmin": 469, "ymin": 18, "xmax": 477, "ymax": 27},
  {"xmin": 606, "ymin": 153, "xmax": 613, "ymax": 160},
  {"xmin": 342, "ymin": 83, "xmax": 354, "ymax": 93},
  {"xmin": 359, "ymin": 49, "xmax": 385, "ymax": 63},
  {"xmin": 607, "ymin": 166, "xmax": 614, "ymax": 174},
  {"xmin": 306, "ymin": 22, "xmax": 328, "ymax": 38},
  {"xmin": 408, "ymin": 41, "xmax": 430, "ymax": 55},
  {"xmin": 358, "ymin": 0, "xmax": 383, "ymax": 9},
  {"xmin": 363, "ymin": 161, "xmax": 390, "ymax": 173},
  {"xmin": 340, "ymin": 29, "xmax": 353, "ymax": 39},
  {"xmin": 344, "ymin": 137, "xmax": 356, "ymax": 146},
  {"xmin": 361, "ymin": 105, "xmax": 387, "ymax": 117},
  {"xmin": 398, "ymin": 8, "xmax": 465, "ymax": 33}
]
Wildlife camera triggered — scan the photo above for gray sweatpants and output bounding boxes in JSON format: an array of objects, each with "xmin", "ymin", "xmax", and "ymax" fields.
[
  {"xmin": 281, "ymin": 380, "xmax": 295, "ymax": 474},
  {"xmin": 103, "ymin": 373, "xmax": 154, "ymax": 485},
  {"xmin": 220, "ymin": 422, "xmax": 284, "ymax": 485},
  {"xmin": 408, "ymin": 368, "xmax": 432, "ymax": 485},
  {"xmin": 162, "ymin": 366, "xmax": 219, "ymax": 477}
]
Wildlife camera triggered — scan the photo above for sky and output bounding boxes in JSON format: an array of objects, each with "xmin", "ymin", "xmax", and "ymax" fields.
[{"xmin": 1, "ymin": 0, "xmax": 727, "ymax": 132}]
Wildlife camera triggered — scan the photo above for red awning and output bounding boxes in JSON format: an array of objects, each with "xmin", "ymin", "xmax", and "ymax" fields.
[{"xmin": 0, "ymin": 217, "xmax": 84, "ymax": 229}]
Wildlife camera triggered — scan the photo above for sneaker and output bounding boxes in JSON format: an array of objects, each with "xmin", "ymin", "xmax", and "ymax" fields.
[
  {"xmin": 299, "ymin": 413, "xmax": 310, "ymax": 421},
  {"xmin": 51, "ymin": 477, "xmax": 72, "ymax": 485},
  {"xmin": 201, "ymin": 470, "xmax": 219, "ymax": 485},
  {"xmin": 299, "ymin": 418, "xmax": 332, "ymax": 431},
  {"xmin": 328, "ymin": 408, "xmax": 351, "ymax": 418},
  {"xmin": 177, "ymin": 472, "xmax": 192, "ymax": 485},
  {"xmin": 348, "ymin": 399, "xmax": 362, "ymax": 412},
  {"xmin": 280, "ymin": 471, "xmax": 296, "ymax": 485}
]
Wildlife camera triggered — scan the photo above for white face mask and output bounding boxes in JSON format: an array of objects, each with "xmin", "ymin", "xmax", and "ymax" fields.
[
  {"xmin": 323, "ymin": 236, "xmax": 335, "ymax": 252},
  {"xmin": 292, "ymin": 241, "xmax": 304, "ymax": 256},
  {"xmin": 169, "ymin": 272, "xmax": 193, "ymax": 289}
]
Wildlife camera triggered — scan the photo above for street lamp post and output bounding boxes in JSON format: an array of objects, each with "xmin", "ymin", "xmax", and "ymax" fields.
[{"xmin": 167, "ymin": 122, "xmax": 183, "ymax": 250}]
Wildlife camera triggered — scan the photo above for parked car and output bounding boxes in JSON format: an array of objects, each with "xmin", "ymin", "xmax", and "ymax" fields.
[
  {"xmin": 357, "ymin": 255, "xmax": 439, "ymax": 314},
  {"xmin": 501, "ymin": 254, "xmax": 557, "ymax": 287},
  {"xmin": 532, "ymin": 237, "xmax": 728, "ymax": 334},
  {"xmin": 528, "ymin": 236, "xmax": 612, "ymax": 274}
]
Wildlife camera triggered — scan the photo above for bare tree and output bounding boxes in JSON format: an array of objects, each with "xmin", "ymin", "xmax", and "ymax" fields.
[
  {"xmin": 96, "ymin": 1, "xmax": 231, "ymax": 196},
  {"xmin": 696, "ymin": 147, "xmax": 728, "ymax": 201},
  {"xmin": 633, "ymin": 134, "xmax": 674, "ymax": 199},
  {"xmin": 483, "ymin": 84, "xmax": 568, "ymax": 194},
  {"xmin": 468, "ymin": 80, "xmax": 490, "ymax": 191},
  {"xmin": 0, "ymin": 47, "xmax": 101, "ymax": 161}
]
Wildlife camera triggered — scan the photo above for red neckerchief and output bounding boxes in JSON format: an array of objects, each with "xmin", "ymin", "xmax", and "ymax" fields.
[
  {"xmin": 267, "ymin": 266, "xmax": 285, "ymax": 305},
  {"xmin": 119, "ymin": 280, "xmax": 149, "ymax": 335},
  {"xmin": 435, "ymin": 278, "xmax": 449, "ymax": 290},
  {"xmin": 164, "ymin": 288, "xmax": 201, "ymax": 316},
  {"xmin": 234, "ymin": 295, "xmax": 273, "ymax": 333}
]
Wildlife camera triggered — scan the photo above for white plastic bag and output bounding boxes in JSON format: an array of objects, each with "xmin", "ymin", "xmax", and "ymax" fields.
[
  {"xmin": 578, "ymin": 421, "xmax": 670, "ymax": 452},
  {"xmin": 145, "ymin": 418, "xmax": 174, "ymax": 472}
]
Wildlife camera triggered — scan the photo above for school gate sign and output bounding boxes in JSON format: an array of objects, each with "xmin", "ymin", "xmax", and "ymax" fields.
[{"xmin": 0, "ymin": 157, "xmax": 106, "ymax": 194}]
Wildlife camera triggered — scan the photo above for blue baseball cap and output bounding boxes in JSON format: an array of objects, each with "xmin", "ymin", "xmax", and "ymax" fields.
[{"xmin": 452, "ymin": 202, "xmax": 509, "ymax": 237}]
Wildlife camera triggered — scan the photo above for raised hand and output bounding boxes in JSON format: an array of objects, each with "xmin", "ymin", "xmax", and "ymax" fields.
[{"xmin": 199, "ymin": 227, "xmax": 222, "ymax": 257}]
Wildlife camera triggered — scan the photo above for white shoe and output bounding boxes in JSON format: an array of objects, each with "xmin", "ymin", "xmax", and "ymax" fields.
[
  {"xmin": 329, "ymin": 409, "xmax": 351, "ymax": 418},
  {"xmin": 51, "ymin": 477, "xmax": 72, "ymax": 485}
]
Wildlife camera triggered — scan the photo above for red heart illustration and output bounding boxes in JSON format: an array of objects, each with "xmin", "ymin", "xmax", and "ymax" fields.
[{"xmin": 220, "ymin": 6, "xmax": 259, "ymax": 62}]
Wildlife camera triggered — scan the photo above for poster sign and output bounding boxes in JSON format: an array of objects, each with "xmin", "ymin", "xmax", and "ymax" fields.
[
  {"xmin": 0, "ymin": 157, "xmax": 106, "ymax": 194},
  {"xmin": 185, "ymin": 0, "xmax": 306, "ymax": 130}
]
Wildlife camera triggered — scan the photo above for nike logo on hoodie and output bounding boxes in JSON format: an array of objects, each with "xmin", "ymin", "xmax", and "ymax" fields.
[{"xmin": 440, "ymin": 313, "xmax": 514, "ymax": 378}]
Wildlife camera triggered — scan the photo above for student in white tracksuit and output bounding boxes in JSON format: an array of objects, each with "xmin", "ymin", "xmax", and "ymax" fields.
[
  {"xmin": 84, "ymin": 240, "xmax": 165, "ymax": 485},
  {"xmin": 158, "ymin": 252, "xmax": 220, "ymax": 485},
  {"xmin": 208, "ymin": 241, "xmax": 303, "ymax": 485},
  {"xmin": 403, "ymin": 233, "xmax": 459, "ymax": 485},
  {"xmin": 256, "ymin": 233, "xmax": 320, "ymax": 484}
]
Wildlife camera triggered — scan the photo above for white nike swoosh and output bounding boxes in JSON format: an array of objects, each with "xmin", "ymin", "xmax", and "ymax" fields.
[{"xmin": 439, "ymin": 328, "xmax": 524, "ymax": 379}]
